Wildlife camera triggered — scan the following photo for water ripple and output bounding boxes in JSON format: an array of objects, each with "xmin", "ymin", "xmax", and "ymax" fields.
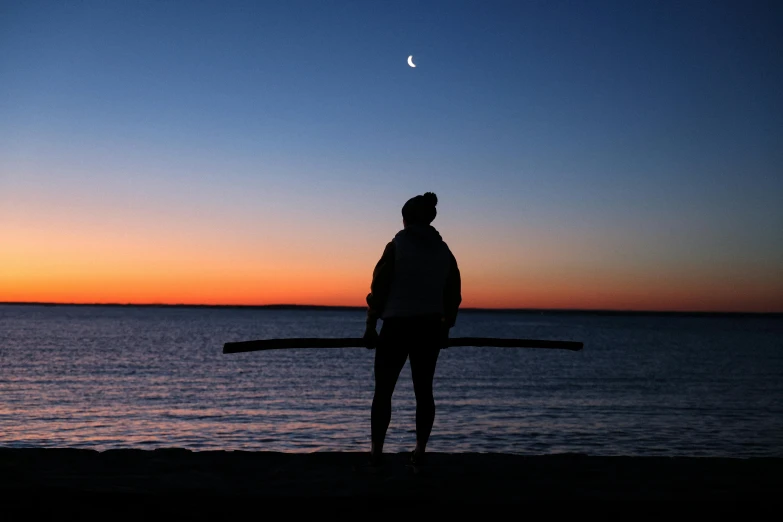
[{"xmin": 1, "ymin": 305, "xmax": 782, "ymax": 456}]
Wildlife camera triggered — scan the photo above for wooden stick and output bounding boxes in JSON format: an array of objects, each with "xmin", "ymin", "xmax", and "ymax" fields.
[{"xmin": 223, "ymin": 337, "xmax": 583, "ymax": 354}]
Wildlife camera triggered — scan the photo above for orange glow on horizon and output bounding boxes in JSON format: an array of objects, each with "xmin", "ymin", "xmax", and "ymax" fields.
[
  {"xmin": 3, "ymin": 270, "xmax": 782, "ymax": 313},
  {"xmin": 2, "ymin": 211, "xmax": 782, "ymax": 313}
]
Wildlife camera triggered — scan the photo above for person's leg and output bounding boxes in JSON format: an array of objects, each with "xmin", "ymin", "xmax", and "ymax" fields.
[
  {"xmin": 371, "ymin": 320, "xmax": 408, "ymax": 461},
  {"xmin": 409, "ymin": 320, "xmax": 442, "ymax": 460}
]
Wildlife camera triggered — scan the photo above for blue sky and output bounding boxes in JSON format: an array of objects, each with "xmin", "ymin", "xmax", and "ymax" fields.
[{"xmin": 1, "ymin": 0, "xmax": 781, "ymax": 310}]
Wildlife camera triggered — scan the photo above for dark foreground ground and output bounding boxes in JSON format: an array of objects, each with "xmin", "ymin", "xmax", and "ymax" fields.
[{"xmin": 1, "ymin": 448, "xmax": 781, "ymax": 513}]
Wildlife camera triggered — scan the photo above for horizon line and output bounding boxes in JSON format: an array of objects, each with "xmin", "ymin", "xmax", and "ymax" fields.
[{"xmin": 1, "ymin": 301, "xmax": 780, "ymax": 317}]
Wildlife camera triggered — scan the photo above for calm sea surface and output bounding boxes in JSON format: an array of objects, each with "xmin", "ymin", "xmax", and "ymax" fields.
[{"xmin": 1, "ymin": 304, "xmax": 781, "ymax": 457}]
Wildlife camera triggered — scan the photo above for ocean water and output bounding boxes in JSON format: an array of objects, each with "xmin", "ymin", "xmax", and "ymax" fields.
[{"xmin": 1, "ymin": 304, "xmax": 781, "ymax": 457}]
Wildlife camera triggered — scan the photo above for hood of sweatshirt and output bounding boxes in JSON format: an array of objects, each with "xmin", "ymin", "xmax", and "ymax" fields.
[{"xmin": 394, "ymin": 224, "xmax": 444, "ymax": 248}]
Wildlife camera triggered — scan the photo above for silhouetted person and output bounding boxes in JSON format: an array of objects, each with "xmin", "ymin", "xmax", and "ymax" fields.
[{"xmin": 363, "ymin": 192, "xmax": 461, "ymax": 469}]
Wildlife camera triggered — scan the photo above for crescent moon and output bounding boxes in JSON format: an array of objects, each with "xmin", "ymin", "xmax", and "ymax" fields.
[{"xmin": 407, "ymin": 55, "xmax": 416, "ymax": 68}]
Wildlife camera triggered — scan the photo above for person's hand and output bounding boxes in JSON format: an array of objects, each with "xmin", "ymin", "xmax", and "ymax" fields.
[
  {"xmin": 440, "ymin": 324, "xmax": 450, "ymax": 349},
  {"xmin": 363, "ymin": 327, "xmax": 379, "ymax": 350}
]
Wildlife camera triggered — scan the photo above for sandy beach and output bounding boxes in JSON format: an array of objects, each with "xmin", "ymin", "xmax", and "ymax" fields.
[{"xmin": 2, "ymin": 448, "xmax": 781, "ymax": 512}]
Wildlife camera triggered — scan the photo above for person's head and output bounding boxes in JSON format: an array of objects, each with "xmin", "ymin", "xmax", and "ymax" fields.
[{"xmin": 402, "ymin": 192, "xmax": 438, "ymax": 227}]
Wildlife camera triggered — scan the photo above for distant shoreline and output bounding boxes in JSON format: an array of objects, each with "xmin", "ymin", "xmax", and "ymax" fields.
[{"xmin": 1, "ymin": 301, "xmax": 780, "ymax": 317}]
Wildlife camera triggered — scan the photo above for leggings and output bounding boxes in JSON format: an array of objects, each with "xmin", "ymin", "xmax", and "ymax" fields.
[{"xmin": 371, "ymin": 316, "xmax": 444, "ymax": 450}]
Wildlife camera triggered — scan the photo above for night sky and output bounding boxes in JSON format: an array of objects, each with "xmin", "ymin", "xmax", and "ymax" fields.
[{"xmin": 2, "ymin": 0, "xmax": 781, "ymax": 311}]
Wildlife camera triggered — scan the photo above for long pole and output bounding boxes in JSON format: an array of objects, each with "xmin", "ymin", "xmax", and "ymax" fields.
[{"xmin": 223, "ymin": 337, "xmax": 583, "ymax": 354}]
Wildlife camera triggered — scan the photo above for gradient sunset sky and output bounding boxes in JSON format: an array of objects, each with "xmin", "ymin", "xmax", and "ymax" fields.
[{"xmin": 1, "ymin": 0, "xmax": 781, "ymax": 312}]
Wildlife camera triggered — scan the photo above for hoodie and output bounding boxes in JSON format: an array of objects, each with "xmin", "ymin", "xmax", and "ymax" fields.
[{"xmin": 366, "ymin": 224, "xmax": 461, "ymax": 329}]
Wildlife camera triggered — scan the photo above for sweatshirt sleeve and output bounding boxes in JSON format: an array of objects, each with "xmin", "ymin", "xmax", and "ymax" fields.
[
  {"xmin": 366, "ymin": 241, "xmax": 395, "ymax": 329},
  {"xmin": 443, "ymin": 250, "xmax": 462, "ymax": 328}
]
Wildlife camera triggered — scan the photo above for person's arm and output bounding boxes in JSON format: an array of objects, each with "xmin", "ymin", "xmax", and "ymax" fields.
[
  {"xmin": 443, "ymin": 250, "xmax": 462, "ymax": 328},
  {"xmin": 366, "ymin": 241, "xmax": 395, "ymax": 330}
]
